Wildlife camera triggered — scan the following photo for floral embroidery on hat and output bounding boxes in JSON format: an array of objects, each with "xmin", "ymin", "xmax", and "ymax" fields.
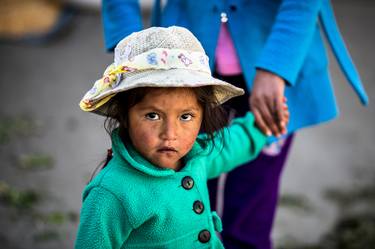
[
  {"xmin": 178, "ymin": 53, "xmax": 192, "ymax": 67},
  {"xmin": 112, "ymin": 75, "xmax": 122, "ymax": 88},
  {"xmin": 83, "ymin": 65, "xmax": 138, "ymax": 106},
  {"xmin": 116, "ymin": 44, "xmax": 132, "ymax": 65},
  {"xmin": 161, "ymin": 50, "xmax": 168, "ymax": 64},
  {"xmin": 104, "ymin": 74, "xmax": 117, "ymax": 85},
  {"xmin": 83, "ymin": 99, "xmax": 94, "ymax": 108},
  {"xmin": 121, "ymin": 66, "xmax": 136, "ymax": 72},
  {"xmin": 147, "ymin": 53, "xmax": 158, "ymax": 65},
  {"xmin": 89, "ymin": 86, "xmax": 97, "ymax": 95},
  {"xmin": 199, "ymin": 55, "xmax": 208, "ymax": 66}
]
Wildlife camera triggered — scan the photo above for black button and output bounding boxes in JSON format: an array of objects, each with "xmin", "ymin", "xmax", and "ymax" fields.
[
  {"xmin": 212, "ymin": 5, "xmax": 218, "ymax": 13},
  {"xmin": 193, "ymin": 200, "xmax": 204, "ymax": 214},
  {"xmin": 198, "ymin": 229, "xmax": 211, "ymax": 243},
  {"xmin": 230, "ymin": 5, "xmax": 237, "ymax": 11},
  {"xmin": 181, "ymin": 176, "xmax": 194, "ymax": 190}
]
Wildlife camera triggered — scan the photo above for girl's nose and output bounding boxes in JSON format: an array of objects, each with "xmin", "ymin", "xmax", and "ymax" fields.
[{"xmin": 160, "ymin": 119, "xmax": 178, "ymax": 140}]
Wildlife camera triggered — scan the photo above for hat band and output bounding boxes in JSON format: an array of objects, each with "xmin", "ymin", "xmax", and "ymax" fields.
[
  {"xmin": 80, "ymin": 48, "xmax": 211, "ymax": 111},
  {"xmin": 115, "ymin": 48, "xmax": 211, "ymax": 74}
]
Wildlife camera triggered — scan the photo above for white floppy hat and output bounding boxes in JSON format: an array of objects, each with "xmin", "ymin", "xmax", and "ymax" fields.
[{"xmin": 79, "ymin": 26, "xmax": 244, "ymax": 116}]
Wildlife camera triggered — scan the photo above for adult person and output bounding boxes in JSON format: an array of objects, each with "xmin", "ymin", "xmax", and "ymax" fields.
[{"xmin": 101, "ymin": 1, "xmax": 368, "ymax": 248}]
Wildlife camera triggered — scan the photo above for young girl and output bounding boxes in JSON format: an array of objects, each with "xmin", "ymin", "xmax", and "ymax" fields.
[{"xmin": 75, "ymin": 26, "xmax": 288, "ymax": 249}]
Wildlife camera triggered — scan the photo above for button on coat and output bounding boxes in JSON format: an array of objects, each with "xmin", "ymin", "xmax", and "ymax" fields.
[
  {"xmin": 193, "ymin": 200, "xmax": 204, "ymax": 214},
  {"xmin": 181, "ymin": 176, "xmax": 194, "ymax": 190},
  {"xmin": 198, "ymin": 229, "xmax": 211, "ymax": 243}
]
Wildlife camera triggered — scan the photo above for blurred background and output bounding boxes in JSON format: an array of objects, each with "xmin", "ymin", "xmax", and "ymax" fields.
[{"xmin": 0, "ymin": 0, "xmax": 374, "ymax": 248}]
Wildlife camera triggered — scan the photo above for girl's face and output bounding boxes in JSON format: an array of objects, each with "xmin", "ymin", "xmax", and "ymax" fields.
[{"xmin": 127, "ymin": 88, "xmax": 203, "ymax": 171}]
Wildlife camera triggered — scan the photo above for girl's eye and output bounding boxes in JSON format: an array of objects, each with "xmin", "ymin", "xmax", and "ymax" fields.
[
  {"xmin": 180, "ymin": 113, "xmax": 193, "ymax": 121},
  {"xmin": 145, "ymin": 112, "xmax": 160, "ymax": 120}
]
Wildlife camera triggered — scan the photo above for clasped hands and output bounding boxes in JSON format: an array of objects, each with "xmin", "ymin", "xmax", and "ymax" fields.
[{"xmin": 250, "ymin": 69, "xmax": 289, "ymax": 137}]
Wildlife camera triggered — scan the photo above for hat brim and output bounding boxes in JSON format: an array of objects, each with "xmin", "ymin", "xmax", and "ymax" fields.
[{"xmin": 88, "ymin": 68, "xmax": 244, "ymax": 116}]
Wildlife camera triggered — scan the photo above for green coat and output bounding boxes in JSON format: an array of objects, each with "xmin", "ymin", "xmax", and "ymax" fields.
[{"xmin": 75, "ymin": 113, "xmax": 266, "ymax": 249}]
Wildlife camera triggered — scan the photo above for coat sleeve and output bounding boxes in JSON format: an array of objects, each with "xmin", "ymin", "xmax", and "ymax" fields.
[
  {"xmin": 102, "ymin": 0, "xmax": 143, "ymax": 51},
  {"xmin": 75, "ymin": 187, "xmax": 133, "ymax": 249},
  {"xmin": 255, "ymin": 0, "xmax": 324, "ymax": 85},
  {"xmin": 204, "ymin": 113, "xmax": 267, "ymax": 179}
]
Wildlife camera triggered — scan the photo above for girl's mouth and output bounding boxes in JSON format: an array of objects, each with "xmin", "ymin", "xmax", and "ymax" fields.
[{"xmin": 157, "ymin": 147, "xmax": 177, "ymax": 153}]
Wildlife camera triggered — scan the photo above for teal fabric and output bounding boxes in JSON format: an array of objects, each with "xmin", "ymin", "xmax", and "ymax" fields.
[
  {"xmin": 75, "ymin": 113, "xmax": 267, "ymax": 249},
  {"xmin": 101, "ymin": 0, "xmax": 368, "ymax": 143}
]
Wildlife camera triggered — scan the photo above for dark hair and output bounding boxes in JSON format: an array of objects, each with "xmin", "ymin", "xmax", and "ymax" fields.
[
  {"xmin": 90, "ymin": 86, "xmax": 228, "ymax": 180},
  {"xmin": 106, "ymin": 86, "xmax": 228, "ymax": 139}
]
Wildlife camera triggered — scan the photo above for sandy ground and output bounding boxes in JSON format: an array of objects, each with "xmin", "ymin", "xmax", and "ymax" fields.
[{"xmin": 0, "ymin": 1, "xmax": 374, "ymax": 248}]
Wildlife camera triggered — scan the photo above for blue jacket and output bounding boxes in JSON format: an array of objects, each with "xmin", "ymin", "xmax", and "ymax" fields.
[{"xmin": 102, "ymin": 0, "xmax": 368, "ymax": 136}]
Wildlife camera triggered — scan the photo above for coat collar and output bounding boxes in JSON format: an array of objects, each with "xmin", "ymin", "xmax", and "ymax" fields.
[{"xmin": 110, "ymin": 128, "xmax": 206, "ymax": 177}]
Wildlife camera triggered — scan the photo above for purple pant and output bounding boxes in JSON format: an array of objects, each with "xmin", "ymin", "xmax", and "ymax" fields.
[{"xmin": 209, "ymin": 73, "xmax": 294, "ymax": 249}]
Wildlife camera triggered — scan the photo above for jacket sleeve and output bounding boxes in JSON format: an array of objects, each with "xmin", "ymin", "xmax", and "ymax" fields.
[
  {"xmin": 255, "ymin": 0, "xmax": 324, "ymax": 85},
  {"xmin": 102, "ymin": 0, "xmax": 143, "ymax": 51},
  {"xmin": 205, "ymin": 113, "xmax": 267, "ymax": 179},
  {"xmin": 75, "ymin": 187, "xmax": 133, "ymax": 249}
]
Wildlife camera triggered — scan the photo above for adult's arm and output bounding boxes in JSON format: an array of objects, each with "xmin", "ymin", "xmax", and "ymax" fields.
[
  {"xmin": 251, "ymin": 0, "xmax": 324, "ymax": 136},
  {"xmin": 255, "ymin": 0, "xmax": 324, "ymax": 84},
  {"xmin": 102, "ymin": 0, "xmax": 143, "ymax": 51}
]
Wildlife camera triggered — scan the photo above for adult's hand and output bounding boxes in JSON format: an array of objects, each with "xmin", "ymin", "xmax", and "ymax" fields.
[{"xmin": 249, "ymin": 69, "xmax": 287, "ymax": 137}]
